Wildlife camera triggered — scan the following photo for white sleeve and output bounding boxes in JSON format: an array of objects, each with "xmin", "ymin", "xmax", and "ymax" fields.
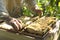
[{"xmin": 50, "ymin": 20, "xmax": 60, "ymax": 33}]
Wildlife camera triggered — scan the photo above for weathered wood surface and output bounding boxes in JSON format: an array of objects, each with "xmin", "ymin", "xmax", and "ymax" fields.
[{"xmin": 0, "ymin": 30, "xmax": 34, "ymax": 40}]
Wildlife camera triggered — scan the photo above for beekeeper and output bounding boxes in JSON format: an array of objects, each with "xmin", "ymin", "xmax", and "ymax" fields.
[{"xmin": 0, "ymin": 0, "xmax": 42, "ymax": 32}]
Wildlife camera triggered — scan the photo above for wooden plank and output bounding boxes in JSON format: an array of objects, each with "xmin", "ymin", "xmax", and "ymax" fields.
[{"xmin": 0, "ymin": 30, "xmax": 34, "ymax": 40}]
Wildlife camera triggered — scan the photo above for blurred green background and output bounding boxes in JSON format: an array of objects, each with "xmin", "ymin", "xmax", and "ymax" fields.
[{"xmin": 23, "ymin": 0, "xmax": 60, "ymax": 19}]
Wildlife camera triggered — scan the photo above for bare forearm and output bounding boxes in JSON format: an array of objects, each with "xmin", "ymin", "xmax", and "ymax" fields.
[
  {"xmin": 25, "ymin": 0, "xmax": 36, "ymax": 11},
  {"xmin": 24, "ymin": 0, "xmax": 42, "ymax": 16}
]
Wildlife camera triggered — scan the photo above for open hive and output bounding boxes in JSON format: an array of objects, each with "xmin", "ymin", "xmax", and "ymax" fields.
[
  {"xmin": 0, "ymin": 16, "xmax": 57, "ymax": 38},
  {"xmin": 23, "ymin": 16, "xmax": 57, "ymax": 37}
]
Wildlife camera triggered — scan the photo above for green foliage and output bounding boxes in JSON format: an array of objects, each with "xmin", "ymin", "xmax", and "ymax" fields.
[
  {"xmin": 23, "ymin": 7, "xmax": 32, "ymax": 16},
  {"xmin": 23, "ymin": 0, "xmax": 60, "ymax": 19},
  {"xmin": 37, "ymin": 0, "xmax": 60, "ymax": 19}
]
